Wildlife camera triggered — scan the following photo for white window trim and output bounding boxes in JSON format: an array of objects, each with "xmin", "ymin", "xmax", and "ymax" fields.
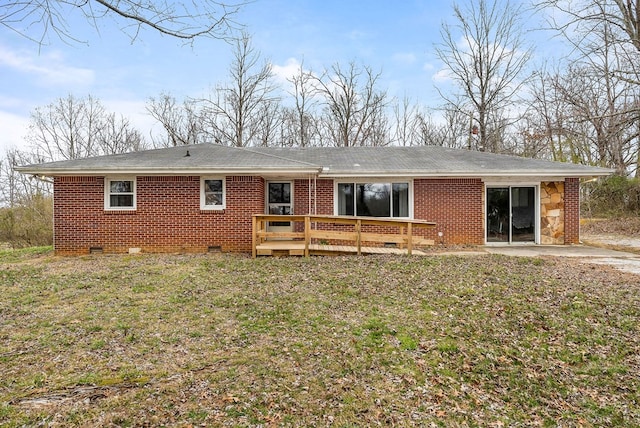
[
  {"xmin": 104, "ymin": 177, "xmax": 137, "ymax": 211},
  {"xmin": 333, "ymin": 178, "xmax": 414, "ymax": 219},
  {"xmin": 200, "ymin": 177, "xmax": 226, "ymax": 210},
  {"xmin": 266, "ymin": 181, "xmax": 294, "ymax": 215}
]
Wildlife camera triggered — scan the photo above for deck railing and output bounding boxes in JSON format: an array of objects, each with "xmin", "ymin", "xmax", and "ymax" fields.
[{"xmin": 252, "ymin": 214, "xmax": 436, "ymax": 257}]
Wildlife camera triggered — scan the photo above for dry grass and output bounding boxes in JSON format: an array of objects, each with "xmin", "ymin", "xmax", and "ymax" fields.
[
  {"xmin": 581, "ymin": 217, "xmax": 640, "ymax": 255},
  {"xmin": 581, "ymin": 216, "xmax": 640, "ymax": 236},
  {"xmin": 1, "ymin": 248, "xmax": 639, "ymax": 426}
]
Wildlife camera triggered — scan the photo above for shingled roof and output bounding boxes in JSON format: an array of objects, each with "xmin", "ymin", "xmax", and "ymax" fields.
[{"xmin": 17, "ymin": 143, "xmax": 613, "ymax": 178}]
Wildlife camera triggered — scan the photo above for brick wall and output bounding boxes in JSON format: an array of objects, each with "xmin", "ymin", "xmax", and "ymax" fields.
[
  {"xmin": 54, "ymin": 176, "xmax": 264, "ymax": 255},
  {"xmin": 53, "ymin": 175, "xmax": 580, "ymax": 255},
  {"xmin": 293, "ymin": 178, "xmax": 333, "ymax": 215},
  {"xmin": 564, "ymin": 177, "xmax": 580, "ymax": 244},
  {"xmin": 413, "ymin": 178, "xmax": 485, "ymax": 245}
]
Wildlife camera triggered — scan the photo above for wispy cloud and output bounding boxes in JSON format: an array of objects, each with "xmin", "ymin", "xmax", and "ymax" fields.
[
  {"xmin": 432, "ymin": 68, "xmax": 453, "ymax": 83},
  {"xmin": 272, "ymin": 58, "xmax": 303, "ymax": 84},
  {"xmin": 392, "ymin": 52, "xmax": 417, "ymax": 65},
  {"xmin": 347, "ymin": 30, "xmax": 369, "ymax": 41},
  {"xmin": 0, "ymin": 44, "xmax": 94, "ymax": 87},
  {"xmin": 102, "ymin": 98, "xmax": 157, "ymax": 136},
  {"xmin": 423, "ymin": 62, "xmax": 436, "ymax": 71},
  {"xmin": 0, "ymin": 110, "xmax": 30, "ymax": 152}
]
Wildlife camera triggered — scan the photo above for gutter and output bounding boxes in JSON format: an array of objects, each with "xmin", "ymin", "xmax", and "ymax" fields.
[
  {"xmin": 14, "ymin": 166, "xmax": 324, "ymax": 177},
  {"xmin": 317, "ymin": 170, "xmax": 614, "ymax": 179},
  {"xmin": 15, "ymin": 164, "xmax": 613, "ymax": 180}
]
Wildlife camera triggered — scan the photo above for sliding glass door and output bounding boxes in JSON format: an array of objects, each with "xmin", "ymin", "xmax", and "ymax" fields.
[
  {"xmin": 486, "ymin": 186, "xmax": 536, "ymax": 243},
  {"xmin": 487, "ymin": 188, "xmax": 510, "ymax": 243}
]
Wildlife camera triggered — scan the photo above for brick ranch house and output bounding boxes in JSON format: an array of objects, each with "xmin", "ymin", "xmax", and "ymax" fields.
[{"xmin": 17, "ymin": 144, "xmax": 612, "ymax": 256}]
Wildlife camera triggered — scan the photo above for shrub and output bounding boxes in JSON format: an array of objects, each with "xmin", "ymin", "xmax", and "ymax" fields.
[
  {"xmin": 583, "ymin": 175, "xmax": 640, "ymax": 217},
  {"xmin": 0, "ymin": 194, "xmax": 53, "ymax": 248}
]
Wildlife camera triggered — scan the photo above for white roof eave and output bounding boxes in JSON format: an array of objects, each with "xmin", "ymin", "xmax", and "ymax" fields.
[
  {"xmin": 16, "ymin": 166, "xmax": 614, "ymax": 179},
  {"xmin": 15, "ymin": 166, "xmax": 324, "ymax": 177},
  {"xmin": 318, "ymin": 169, "xmax": 614, "ymax": 179}
]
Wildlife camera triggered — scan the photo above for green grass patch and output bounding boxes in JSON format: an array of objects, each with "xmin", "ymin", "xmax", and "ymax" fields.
[{"xmin": 0, "ymin": 246, "xmax": 52, "ymax": 262}]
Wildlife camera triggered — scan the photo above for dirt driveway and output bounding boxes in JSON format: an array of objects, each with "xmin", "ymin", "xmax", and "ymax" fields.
[
  {"xmin": 579, "ymin": 233, "xmax": 640, "ymax": 275},
  {"xmin": 482, "ymin": 236, "xmax": 640, "ymax": 275},
  {"xmin": 436, "ymin": 239, "xmax": 640, "ymax": 275}
]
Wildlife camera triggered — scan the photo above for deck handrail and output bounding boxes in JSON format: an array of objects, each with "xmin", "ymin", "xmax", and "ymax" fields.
[{"xmin": 252, "ymin": 214, "xmax": 436, "ymax": 257}]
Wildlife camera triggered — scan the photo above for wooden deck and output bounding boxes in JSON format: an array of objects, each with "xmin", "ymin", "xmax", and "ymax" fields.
[
  {"xmin": 252, "ymin": 214, "xmax": 436, "ymax": 257},
  {"xmin": 255, "ymin": 240, "xmax": 429, "ymax": 256}
]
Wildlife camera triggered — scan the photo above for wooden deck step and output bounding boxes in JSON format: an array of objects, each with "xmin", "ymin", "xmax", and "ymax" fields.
[{"xmin": 255, "ymin": 241, "xmax": 428, "ymax": 256}]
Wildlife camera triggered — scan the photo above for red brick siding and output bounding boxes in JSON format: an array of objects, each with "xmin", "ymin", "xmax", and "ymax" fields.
[
  {"xmin": 293, "ymin": 178, "xmax": 333, "ymax": 215},
  {"xmin": 54, "ymin": 177, "xmax": 104, "ymax": 255},
  {"xmin": 414, "ymin": 178, "xmax": 485, "ymax": 245},
  {"xmin": 564, "ymin": 178, "xmax": 580, "ymax": 244},
  {"xmin": 54, "ymin": 176, "xmax": 264, "ymax": 255},
  {"xmin": 297, "ymin": 178, "xmax": 484, "ymax": 245},
  {"xmin": 53, "ymin": 175, "xmax": 580, "ymax": 255},
  {"xmin": 292, "ymin": 179, "xmax": 333, "ymax": 234}
]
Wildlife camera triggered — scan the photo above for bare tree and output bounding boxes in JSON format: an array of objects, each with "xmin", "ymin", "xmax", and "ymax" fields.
[
  {"xmin": 147, "ymin": 93, "xmax": 204, "ymax": 147},
  {"xmin": 390, "ymin": 96, "xmax": 419, "ymax": 146},
  {"xmin": 415, "ymin": 106, "xmax": 472, "ymax": 148},
  {"xmin": 1, "ymin": 0, "xmax": 246, "ymax": 46},
  {"xmin": 286, "ymin": 62, "xmax": 321, "ymax": 147},
  {"xmin": 28, "ymin": 94, "xmax": 105, "ymax": 161},
  {"xmin": 198, "ymin": 33, "xmax": 279, "ymax": 147},
  {"xmin": 0, "ymin": 149, "xmax": 53, "ymax": 247},
  {"xmin": 99, "ymin": 113, "xmax": 146, "ymax": 154},
  {"xmin": 253, "ymin": 100, "xmax": 282, "ymax": 147},
  {"xmin": 314, "ymin": 62, "xmax": 390, "ymax": 147},
  {"xmin": 538, "ymin": 0, "xmax": 640, "ymax": 84},
  {"xmin": 0, "ymin": 149, "xmax": 51, "ymax": 208},
  {"xmin": 527, "ymin": 61, "xmax": 640, "ymax": 174},
  {"xmin": 0, "ymin": 153, "xmax": 18, "ymax": 208},
  {"xmin": 535, "ymin": 0, "xmax": 640, "ymax": 175},
  {"xmin": 523, "ymin": 67, "xmax": 570, "ymax": 162},
  {"xmin": 435, "ymin": 0, "xmax": 533, "ymax": 153},
  {"xmin": 556, "ymin": 66, "xmax": 639, "ymax": 173},
  {"xmin": 26, "ymin": 94, "xmax": 145, "ymax": 161}
]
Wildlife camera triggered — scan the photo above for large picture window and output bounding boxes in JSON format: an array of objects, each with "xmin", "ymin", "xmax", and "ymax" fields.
[
  {"xmin": 201, "ymin": 178, "xmax": 226, "ymax": 210},
  {"xmin": 337, "ymin": 181, "xmax": 410, "ymax": 218},
  {"xmin": 105, "ymin": 178, "xmax": 136, "ymax": 210}
]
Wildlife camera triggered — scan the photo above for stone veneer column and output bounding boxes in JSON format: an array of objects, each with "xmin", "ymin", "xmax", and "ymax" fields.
[{"xmin": 540, "ymin": 182, "xmax": 565, "ymax": 244}]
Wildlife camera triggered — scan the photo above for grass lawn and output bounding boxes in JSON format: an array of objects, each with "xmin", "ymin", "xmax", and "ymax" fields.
[{"xmin": 1, "ymin": 248, "xmax": 639, "ymax": 426}]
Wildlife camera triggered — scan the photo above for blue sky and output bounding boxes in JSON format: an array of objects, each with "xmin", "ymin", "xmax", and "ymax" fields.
[{"xmin": 0, "ymin": 0, "xmax": 552, "ymax": 153}]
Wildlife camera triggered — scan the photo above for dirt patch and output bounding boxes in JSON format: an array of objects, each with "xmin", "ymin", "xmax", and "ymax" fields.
[
  {"xmin": 581, "ymin": 217, "xmax": 640, "ymax": 235},
  {"xmin": 585, "ymin": 257, "xmax": 640, "ymax": 275},
  {"xmin": 12, "ymin": 385, "xmax": 136, "ymax": 408},
  {"xmin": 581, "ymin": 217, "xmax": 640, "ymax": 256}
]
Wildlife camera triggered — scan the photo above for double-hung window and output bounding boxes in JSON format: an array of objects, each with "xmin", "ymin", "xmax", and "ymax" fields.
[
  {"xmin": 337, "ymin": 181, "xmax": 410, "ymax": 218},
  {"xmin": 105, "ymin": 178, "xmax": 136, "ymax": 210},
  {"xmin": 201, "ymin": 177, "xmax": 226, "ymax": 210}
]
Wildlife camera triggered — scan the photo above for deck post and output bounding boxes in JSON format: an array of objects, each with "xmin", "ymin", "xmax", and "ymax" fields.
[
  {"xmin": 304, "ymin": 216, "xmax": 311, "ymax": 257},
  {"xmin": 252, "ymin": 216, "xmax": 257, "ymax": 258},
  {"xmin": 356, "ymin": 219, "xmax": 362, "ymax": 255},
  {"xmin": 407, "ymin": 222, "xmax": 413, "ymax": 255}
]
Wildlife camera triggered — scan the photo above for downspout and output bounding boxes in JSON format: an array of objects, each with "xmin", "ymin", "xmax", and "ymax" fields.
[
  {"xmin": 308, "ymin": 175, "xmax": 312, "ymax": 215},
  {"xmin": 307, "ymin": 173, "xmax": 318, "ymax": 238}
]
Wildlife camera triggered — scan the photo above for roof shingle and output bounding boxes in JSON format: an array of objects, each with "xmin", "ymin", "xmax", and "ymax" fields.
[{"xmin": 16, "ymin": 143, "xmax": 613, "ymax": 178}]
